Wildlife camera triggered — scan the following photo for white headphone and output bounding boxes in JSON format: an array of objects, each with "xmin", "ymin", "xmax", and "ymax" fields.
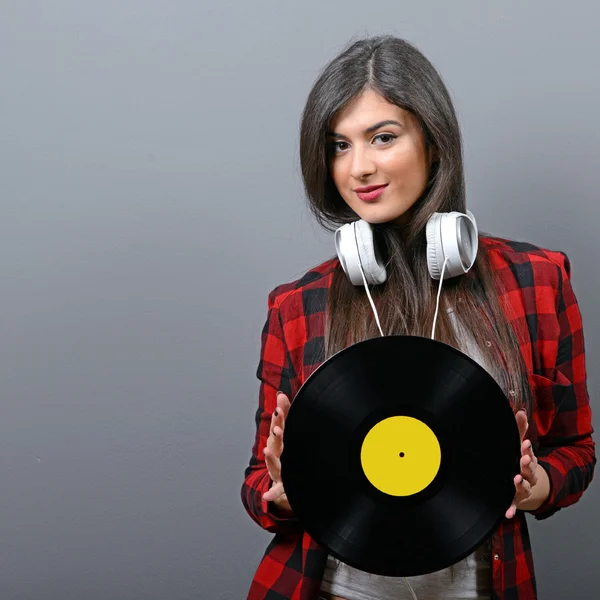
[{"xmin": 334, "ymin": 210, "xmax": 479, "ymax": 286}]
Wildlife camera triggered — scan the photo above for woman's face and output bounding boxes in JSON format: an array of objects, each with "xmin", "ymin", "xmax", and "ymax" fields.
[{"xmin": 327, "ymin": 89, "xmax": 432, "ymax": 225}]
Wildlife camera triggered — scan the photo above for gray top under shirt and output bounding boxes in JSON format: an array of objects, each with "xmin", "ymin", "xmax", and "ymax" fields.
[{"xmin": 319, "ymin": 308, "xmax": 499, "ymax": 600}]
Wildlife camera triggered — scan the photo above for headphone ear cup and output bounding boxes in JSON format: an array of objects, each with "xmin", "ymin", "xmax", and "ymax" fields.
[
  {"xmin": 426, "ymin": 210, "xmax": 479, "ymax": 280},
  {"xmin": 335, "ymin": 220, "xmax": 387, "ymax": 285},
  {"xmin": 426, "ymin": 212, "xmax": 445, "ymax": 280},
  {"xmin": 462, "ymin": 210, "xmax": 479, "ymax": 270},
  {"xmin": 354, "ymin": 220, "xmax": 387, "ymax": 285},
  {"xmin": 335, "ymin": 223, "xmax": 361, "ymax": 285}
]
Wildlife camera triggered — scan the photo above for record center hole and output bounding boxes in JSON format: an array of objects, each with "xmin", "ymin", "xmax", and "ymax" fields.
[{"xmin": 399, "ymin": 452, "xmax": 405, "ymax": 458}]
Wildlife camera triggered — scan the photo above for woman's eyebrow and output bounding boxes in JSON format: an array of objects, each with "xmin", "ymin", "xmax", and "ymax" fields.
[{"xmin": 326, "ymin": 120, "xmax": 403, "ymax": 138}]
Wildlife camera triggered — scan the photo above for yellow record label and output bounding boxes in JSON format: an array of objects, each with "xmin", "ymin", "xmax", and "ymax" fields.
[{"xmin": 360, "ymin": 416, "xmax": 441, "ymax": 496}]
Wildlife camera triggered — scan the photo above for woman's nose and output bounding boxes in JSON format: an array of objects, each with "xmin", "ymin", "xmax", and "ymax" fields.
[{"xmin": 350, "ymin": 146, "xmax": 377, "ymax": 180}]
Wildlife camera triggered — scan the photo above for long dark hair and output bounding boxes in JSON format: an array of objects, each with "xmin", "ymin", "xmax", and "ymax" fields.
[{"xmin": 299, "ymin": 35, "xmax": 530, "ymax": 413}]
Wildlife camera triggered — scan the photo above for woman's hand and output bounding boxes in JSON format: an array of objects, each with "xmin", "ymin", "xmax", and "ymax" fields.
[
  {"xmin": 505, "ymin": 409, "xmax": 549, "ymax": 518},
  {"xmin": 262, "ymin": 392, "xmax": 293, "ymax": 514}
]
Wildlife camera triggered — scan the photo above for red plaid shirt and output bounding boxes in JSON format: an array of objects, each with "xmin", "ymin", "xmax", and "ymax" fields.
[{"xmin": 241, "ymin": 235, "xmax": 595, "ymax": 600}]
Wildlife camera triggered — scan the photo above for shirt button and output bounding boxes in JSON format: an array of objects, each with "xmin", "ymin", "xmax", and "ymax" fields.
[{"xmin": 494, "ymin": 554, "xmax": 500, "ymax": 561}]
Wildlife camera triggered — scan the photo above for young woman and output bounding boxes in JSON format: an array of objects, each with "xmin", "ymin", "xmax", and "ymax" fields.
[{"xmin": 240, "ymin": 35, "xmax": 595, "ymax": 600}]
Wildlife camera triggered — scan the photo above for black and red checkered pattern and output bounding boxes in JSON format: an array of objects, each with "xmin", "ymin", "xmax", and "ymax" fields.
[{"xmin": 241, "ymin": 235, "xmax": 595, "ymax": 600}]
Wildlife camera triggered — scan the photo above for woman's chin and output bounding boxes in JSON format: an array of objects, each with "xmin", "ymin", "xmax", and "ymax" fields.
[{"xmin": 356, "ymin": 207, "xmax": 410, "ymax": 225}]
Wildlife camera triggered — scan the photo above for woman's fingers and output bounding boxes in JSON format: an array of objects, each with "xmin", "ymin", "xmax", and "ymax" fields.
[
  {"xmin": 263, "ymin": 481, "xmax": 285, "ymax": 502},
  {"xmin": 272, "ymin": 393, "xmax": 290, "ymax": 446},
  {"xmin": 268, "ymin": 391, "xmax": 290, "ymax": 458},
  {"xmin": 514, "ymin": 473, "xmax": 532, "ymax": 498},
  {"xmin": 505, "ymin": 475, "xmax": 521, "ymax": 519},
  {"xmin": 505, "ymin": 501, "xmax": 517, "ymax": 520},
  {"xmin": 263, "ymin": 443, "xmax": 287, "ymax": 503},
  {"xmin": 263, "ymin": 392, "xmax": 292, "ymax": 503},
  {"xmin": 515, "ymin": 410, "xmax": 528, "ymax": 442},
  {"xmin": 520, "ymin": 446, "xmax": 538, "ymax": 486},
  {"xmin": 270, "ymin": 423, "xmax": 284, "ymax": 456},
  {"xmin": 506, "ymin": 474, "xmax": 533, "ymax": 519},
  {"xmin": 521, "ymin": 439, "xmax": 537, "ymax": 464},
  {"xmin": 506, "ymin": 410, "xmax": 536, "ymax": 519},
  {"xmin": 265, "ymin": 449, "xmax": 281, "ymax": 475},
  {"xmin": 264, "ymin": 446, "xmax": 281, "ymax": 483},
  {"xmin": 276, "ymin": 392, "xmax": 291, "ymax": 420}
]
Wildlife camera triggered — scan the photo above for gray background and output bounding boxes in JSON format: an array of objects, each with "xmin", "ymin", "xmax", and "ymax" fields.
[{"xmin": 0, "ymin": 1, "xmax": 598, "ymax": 598}]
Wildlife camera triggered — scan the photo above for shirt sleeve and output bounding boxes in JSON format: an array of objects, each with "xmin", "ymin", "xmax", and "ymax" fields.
[
  {"xmin": 240, "ymin": 288, "xmax": 301, "ymax": 534},
  {"xmin": 529, "ymin": 252, "xmax": 596, "ymax": 520}
]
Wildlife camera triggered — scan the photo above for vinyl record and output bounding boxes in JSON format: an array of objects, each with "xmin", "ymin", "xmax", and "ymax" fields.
[{"xmin": 280, "ymin": 335, "xmax": 521, "ymax": 577}]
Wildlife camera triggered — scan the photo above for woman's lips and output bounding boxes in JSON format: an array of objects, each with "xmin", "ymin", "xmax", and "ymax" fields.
[{"xmin": 355, "ymin": 184, "xmax": 388, "ymax": 202}]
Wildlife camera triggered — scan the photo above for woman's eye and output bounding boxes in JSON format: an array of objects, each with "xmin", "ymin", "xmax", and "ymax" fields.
[
  {"xmin": 374, "ymin": 133, "xmax": 396, "ymax": 144},
  {"xmin": 332, "ymin": 141, "xmax": 348, "ymax": 153}
]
